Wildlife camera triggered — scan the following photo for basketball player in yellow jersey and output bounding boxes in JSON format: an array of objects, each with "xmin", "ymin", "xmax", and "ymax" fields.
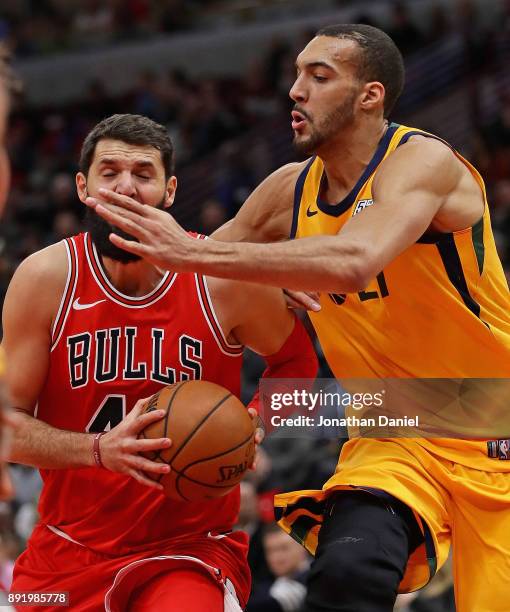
[
  {"xmin": 87, "ymin": 24, "xmax": 510, "ymax": 612},
  {"xmin": 0, "ymin": 44, "xmax": 20, "ymax": 501}
]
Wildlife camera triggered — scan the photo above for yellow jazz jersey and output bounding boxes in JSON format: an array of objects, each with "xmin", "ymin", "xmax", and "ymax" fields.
[
  {"xmin": 292, "ymin": 122, "xmax": 510, "ymax": 467},
  {"xmin": 293, "ymin": 122, "xmax": 510, "ymax": 379}
]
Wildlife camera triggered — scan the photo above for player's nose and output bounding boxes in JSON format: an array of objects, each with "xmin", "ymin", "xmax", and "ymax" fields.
[
  {"xmin": 115, "ymin": 171, "xmax": 137, "ymax": 198},
  {"xmin": 289, "ymin": 75, "xmax": 307, "ymax": 103}
]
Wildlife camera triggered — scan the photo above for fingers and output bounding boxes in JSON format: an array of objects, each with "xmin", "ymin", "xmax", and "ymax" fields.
[
  {"xmin": 284, "ymin": 295, "xmax": 308, "ymax": 309},
  {"xmin": 129, "ymin": 454, "xmax": 170, "ymax": 475},
  {"xmin": 87, "ymin": 201, "xmax": 147, "ymax": 239},
  {"xmin": 247, "ymin": 407, "xmax": 257, "ymax": 421},
  {"xmin": 130, "ymin": 396, "xmax": 154, "ymax": 416},
  {"xmin": 249, "ymin": 448, "xmax": 259, "ymax": 471},
  {"xmin": 283, "ymin": 290, "xmax": 321, "ymax": 312},
  {"xmin": 254, "ymin": 428, "xmax": 264, "ymax": 445},
  {"xmin": 97, "ymin": 188, "xmax": 150, "ymax": 213},
  {"xmin": 109, "ymin": 233, "xmax": 148, "ymax": 257},
  {"xmin": 128, "ymin": 408, "xmax": 167, "ymax": 434},
  {"xmin": 85, "ymin": 198, "xmax": 137, "ymax": 222},
  {"xmin": 133, "ymin": 437, "xmax": 172, "ymax": 453},
  {"xmin": 128, "ymin": 469, "xmax": 165, "ymax": 490},
  {"xmin": 247, "ymin": 408, "xmax": 265, "ymax": 444}
]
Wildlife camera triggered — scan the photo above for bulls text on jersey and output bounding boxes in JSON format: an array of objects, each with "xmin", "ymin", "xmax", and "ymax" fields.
[{"xmin": 67, "ymin": 326, "xmax": 202, "ymax": 388}]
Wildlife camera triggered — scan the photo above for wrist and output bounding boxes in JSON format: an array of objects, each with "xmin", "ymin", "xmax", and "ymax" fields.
[
  {"xmin": 92, "ymin": 432, "xmax": 106, "ymax": 469},
  {"xmin": 194, "ymin": 238, "xmax": 236, "ymax": 272},
  {"xmin": 184, "ymin": 235, "xmax": 203, "ymax": 268}
]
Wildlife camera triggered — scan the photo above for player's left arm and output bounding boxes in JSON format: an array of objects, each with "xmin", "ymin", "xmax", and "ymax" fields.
[{"xmin": 228, "ymin": 284, "xmax": 318, "ymax": 418}]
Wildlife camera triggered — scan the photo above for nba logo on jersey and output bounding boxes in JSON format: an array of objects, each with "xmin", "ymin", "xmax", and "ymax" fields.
[{"xmin": 353, "ymin": 199, "xmax": 374, "ymax": 216}]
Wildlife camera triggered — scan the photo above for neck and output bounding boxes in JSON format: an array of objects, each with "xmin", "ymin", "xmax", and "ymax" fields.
[
  {"xmin": 100, "ymin": 255, "xmax": 165, "ymax": 296},
  {"xmin": 318, "ymin": 116, "xmax": 389, "ymax": 202}
]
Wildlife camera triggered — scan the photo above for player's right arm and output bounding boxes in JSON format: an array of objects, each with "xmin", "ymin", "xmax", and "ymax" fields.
[
  {"xmin": 212, "ymin": 161, "xmax": 321, "ymax": 311},
  {"xmin": 2, "ymin": 244, "xmax": 170, "ymax": 488},
  {"xmin": 211, "ymin": 162, "xmax": 302, "ymax": 243}
]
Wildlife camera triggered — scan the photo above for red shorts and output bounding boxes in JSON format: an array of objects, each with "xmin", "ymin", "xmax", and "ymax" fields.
[{"xmin": 12, "ymin": 525, "xmax": 250, "ymax": 611}]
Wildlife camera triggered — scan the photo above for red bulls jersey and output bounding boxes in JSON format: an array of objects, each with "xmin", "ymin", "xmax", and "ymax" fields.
[{"xmin": 36, "ymin": 232, "xmax": 244, "ymax": 555}]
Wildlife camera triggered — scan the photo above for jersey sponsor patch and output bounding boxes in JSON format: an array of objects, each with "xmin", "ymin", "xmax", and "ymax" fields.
[{"xmin": 352, "ymin": 198, "xmax": 374, "ymax": 216}]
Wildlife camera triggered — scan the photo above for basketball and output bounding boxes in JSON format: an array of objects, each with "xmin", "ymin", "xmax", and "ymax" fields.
[{"xmin": 139, "ymin": 380, "xmax": 255, "ymax": 501}]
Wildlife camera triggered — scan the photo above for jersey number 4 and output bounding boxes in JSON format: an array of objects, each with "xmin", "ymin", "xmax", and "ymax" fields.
[{"xmin": 86, "ymin": 395, "xmax": 126, "ymax": 432}]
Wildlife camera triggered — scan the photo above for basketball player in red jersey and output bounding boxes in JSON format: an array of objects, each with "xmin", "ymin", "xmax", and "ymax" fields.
[{"xmin": 2, "ymin": 114, "xmax": 317, "ymax": 611}]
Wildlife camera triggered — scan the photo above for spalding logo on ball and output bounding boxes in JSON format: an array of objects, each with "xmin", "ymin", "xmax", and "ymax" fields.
[{"xmin": 139, "ymin": 380, "xmax": 255, "ymax": 501}]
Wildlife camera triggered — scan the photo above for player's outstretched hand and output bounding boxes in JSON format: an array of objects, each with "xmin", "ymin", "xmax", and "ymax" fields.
[
  {"xmin": 85, "ymin": 189, "xmax": 198, "ymax": 272},
  {"xmin": 283, "ymin": 289, "xmax": 321, "ymax": 312},
  {"xmin": 98, "ymin": 398, "xmax": 171, "ymax": 490}
]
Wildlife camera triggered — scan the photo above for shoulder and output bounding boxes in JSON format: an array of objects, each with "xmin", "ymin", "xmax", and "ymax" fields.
[
  {"xmin": 396, "ymin": 133, "xmax": 456, "ymax": 160},
  {"xmin": 220, "ymin": 161, "xmax": 310, "ymax": 243},
  {"xmin": 247, "ymin": 160, "xmax": 310, "ymax": 208},
  {"xmin": 4, "ymin": 241, "xmax": 70, "ymax": 323},
  {"xmin": 12, "ymin": 241, "xmax": 69, "ymax": 287},
  {"xmin": 388, "ymin": 134, "xmax": 458, "ymax": 168},
  {"xmin": 375, "ymin": 135, "xmax": 462, "ymax": 193},
  {"xmin": 259, "ymin": 160, "xmax": 311, "ymax": 194}
]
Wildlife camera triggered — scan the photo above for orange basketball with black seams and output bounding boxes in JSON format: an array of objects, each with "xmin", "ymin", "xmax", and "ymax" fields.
[{"xmin": 139, "ymin": 380, "xmax": 255, "ymax": 501}]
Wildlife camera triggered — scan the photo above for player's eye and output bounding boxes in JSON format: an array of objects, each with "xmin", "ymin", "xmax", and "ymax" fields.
[
  {"xmin": 102, "ymin": 172, "xmax": 116, "ymax": 177},
  {"xmin": 137, "ymin": 175, "xmax": 151, "ymax": 180},
  {"xmin": 313, "ymin": 75, "xmax": 327, "ymax": 83}
]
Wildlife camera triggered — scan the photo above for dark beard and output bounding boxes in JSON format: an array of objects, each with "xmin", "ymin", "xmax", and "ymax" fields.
[
  {"xmin": 85, "ymin": 196, "xmax": 168, "ymax": 264},
  {"xmin": 293, "ymin": 94, "xmax": 356, "ymax": 156}
]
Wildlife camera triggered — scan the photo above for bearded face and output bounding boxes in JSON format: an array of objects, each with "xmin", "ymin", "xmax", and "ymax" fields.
[
  {"xmin": 85, "ymin": 196, "xmax": 168, "ymax": 264},
  {"xmin": 293, "ymin": 88, "xmax": 357, "ymax": 156}
]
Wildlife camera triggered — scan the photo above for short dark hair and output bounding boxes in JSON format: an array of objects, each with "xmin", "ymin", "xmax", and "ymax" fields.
[
  {"xmin": 0, "ymin": 42, "xmax": 22, "ymax": 100},
  {"xmin": 79, "ymin": 114, "xmax": 175, "ymax": 177},
  {"xmin": 316, "ymin": 24, "xmax": 405, "ymax": 117}
]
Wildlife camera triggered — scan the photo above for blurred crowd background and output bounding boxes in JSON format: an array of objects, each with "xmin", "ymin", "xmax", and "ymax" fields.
[{"xmin": 2, "ymin": 0, "xmax": 510, "ymax": 609}]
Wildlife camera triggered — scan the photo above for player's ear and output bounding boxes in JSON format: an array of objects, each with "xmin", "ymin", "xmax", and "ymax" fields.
[
  {"xmin": 164, "ymin": 176, "xmax": 177, "ymax": 210},
  {"xmin": 359, "ymin": 81, "xmax": 385, "ymax": 113},
  {"xmin": 76, "ymin": 172, "xmax": 88, "ymax": 203}
]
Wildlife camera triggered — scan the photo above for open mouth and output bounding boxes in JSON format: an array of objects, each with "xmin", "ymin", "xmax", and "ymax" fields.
[{"xmin": 291, "ymin": 110, "xmax": 308, "ymax": 130}]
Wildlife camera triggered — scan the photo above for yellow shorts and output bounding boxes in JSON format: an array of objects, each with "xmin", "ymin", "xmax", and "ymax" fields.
[{"xmin": 274, "ymin": 438, "xmax": 510, "ymax": 612}]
